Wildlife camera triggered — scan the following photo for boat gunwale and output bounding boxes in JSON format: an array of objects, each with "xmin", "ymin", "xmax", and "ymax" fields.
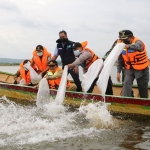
[
  {"xmin": 0, "ymin": 82, "xmax": 150, "ymax": 107},
  {"xmin": 1, "ymin": 70, "xmax": 150, "ymax": 88}
]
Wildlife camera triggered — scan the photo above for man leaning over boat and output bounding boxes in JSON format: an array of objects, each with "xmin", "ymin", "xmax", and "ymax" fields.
[
  {"xmin": 68, "ymin": 41, "xmax": 113, "ymax": 94},
  {"xmin": 103, "ymin": 30, "xmax": 134, "ymax": 97},
  {"xmin": 14, "ymin": 60, "xmax": 37, "ymax": 86},
  {"xmin": 116, "ymin": 30, "xmax": 149, "ymax": 98}
]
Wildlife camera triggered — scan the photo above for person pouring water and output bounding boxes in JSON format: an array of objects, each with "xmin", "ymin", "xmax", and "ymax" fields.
[
  {"xmin": 103, "ymin": 30, "xmax": 134, "ymax": 97},
  {"xmin": 116, "ymin": 30, "xmax": 149, "ymax": 98},
  {"xmin": 68, "ymin": 41, "xmax": 113, "ymax": 94},
  {"xmin": 14, "ymin": 60, "xmax": 38, "ymax": 86},
  {"xmin": 45, "ymin": 60, "xmax": 77, "ymax": 91}
]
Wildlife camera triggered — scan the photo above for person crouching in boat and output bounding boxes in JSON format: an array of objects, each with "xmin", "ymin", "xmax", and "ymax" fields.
[
  {"xmin": 68, "ymin": 41, "xmax": 113, "ymax": 94},
  {"xmin": 31, "ymin": 45, "xmax": 52, "ymax": 78},
  {"xmin": 14, "ymin": 60, "xmax": 37, "ymax": 86},
  {"xmin": 44, "ymin": 60, "xmax": 77, "ymax": 91}
]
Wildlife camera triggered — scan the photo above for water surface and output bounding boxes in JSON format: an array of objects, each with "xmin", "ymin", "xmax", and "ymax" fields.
[{"xmin": 0, "ymin": 66, "xmax": 150, "ymax": 150}]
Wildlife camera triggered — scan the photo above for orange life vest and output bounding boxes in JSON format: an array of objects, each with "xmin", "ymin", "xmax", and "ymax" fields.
[
  {"xmin": 121, "ymin": 37, "xmax": 149, "ymax": 70},
  {"xmin": 47, "ymin": 67, "xmax": 70, "ymax": 89},
  {"xmin": 33, "ymin": 47, "xmax": 52, "ymax": 72},
  {"xmin": 81, "ymin": 41, "xmax": 99, "ymax": 69},
  {"xmin": 19, "ymin": 62, "xmax": 31, "ymax": 84}
]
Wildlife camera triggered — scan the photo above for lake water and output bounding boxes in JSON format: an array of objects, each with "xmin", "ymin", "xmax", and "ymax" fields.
[{"xmin": 0, "ymin": 66, "xmax": 150, "ymax": 150}]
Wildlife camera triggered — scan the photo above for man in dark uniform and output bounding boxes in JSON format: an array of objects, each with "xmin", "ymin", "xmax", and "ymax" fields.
[{"xmin": 51, "ymin": 30, "xmax": 82, "ymax": 92}]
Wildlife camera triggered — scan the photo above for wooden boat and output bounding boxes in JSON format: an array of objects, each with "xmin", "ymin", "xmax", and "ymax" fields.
[{"xmin": 0, "ymin": 71, "xmax": 150, "ymax": 118}]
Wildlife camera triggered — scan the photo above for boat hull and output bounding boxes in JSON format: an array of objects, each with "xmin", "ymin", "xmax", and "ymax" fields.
[{"xmin": 0, "ymin": 83, "xmax": 150, "ymax": 117}]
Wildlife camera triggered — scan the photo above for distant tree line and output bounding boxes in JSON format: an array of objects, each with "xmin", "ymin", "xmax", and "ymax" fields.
[
  {"xmin": 0, "ymin": 60, "xmax": 62, "ymax": 66},
  {"xmin": 0, "ymin": 63, "xmax": 20, "ymax": 66}
]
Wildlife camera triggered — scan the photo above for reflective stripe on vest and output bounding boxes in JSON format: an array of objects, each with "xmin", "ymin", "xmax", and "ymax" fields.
[{"xmin": 47, "ymin": 67, "xmax": 70, "ymax": 89}]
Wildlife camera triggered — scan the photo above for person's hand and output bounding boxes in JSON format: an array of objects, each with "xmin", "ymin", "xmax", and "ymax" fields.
[
  {"xmin": 40, "ymin": 72, "xmax": 45, "ymax": 78},
  {"xmin": 44, "ymin": 74, "xmax": 48, "ymax": 79},
  {"xmin": 116, "ymin": 72, "xmax": 121, "ymax": 82},
  {"xmin": 73, "ymin": 66, "xmax": 79, "ymax": 74},
  {"xmin": 125, "ymin": 44, "xmax": 130, "ymax": 49},
  {"xmin": 37, "ymin": 70, "xmax": 42, "ymax": 74},
  {"xmin": 14, "ymin": 77, "xmax": 17, "ymax": 80},
  {"xmin": 68, "ymin": 64, "xmax": 74, "ymax": 69},
  {"xmin": 33, "ymin": 85, "xmax": 39, "ymax": 89}
]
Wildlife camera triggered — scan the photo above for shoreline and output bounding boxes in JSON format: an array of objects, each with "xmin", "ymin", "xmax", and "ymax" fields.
[{"xmin": 0, "ymin": 64, "xmax": 19, "ymax": 66}]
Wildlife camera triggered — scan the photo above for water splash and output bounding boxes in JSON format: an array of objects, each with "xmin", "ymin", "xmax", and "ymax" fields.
[
  {"xmin": 0, "ymin": 96, "xmax": 124, "ymax": 149},
  {"xmin": 0, "ymin": 97, "xmax": 94, "ymax": 146},
  {"xmin": 79, "ymin": 102, "xmax": 114, "ymax": 128}
]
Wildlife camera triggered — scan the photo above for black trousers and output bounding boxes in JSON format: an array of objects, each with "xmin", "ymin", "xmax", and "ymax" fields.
[
  {"xmin": 123, "ymin": 67, "xmax": 149, "ymax": 98},
  {"xmin": 87, "ymin": 76, "xmax": 113, "ymax": 95},
  {"xmin": 68, "ymin": 68, "xmax": 82, "ymax": 92},
  {"xmin": 105, "ymin": 76, "xmax": 113, "ymax": 95}
]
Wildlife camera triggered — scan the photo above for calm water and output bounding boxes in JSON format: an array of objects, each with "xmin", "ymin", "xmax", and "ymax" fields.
[{"xmin": 0, "ymin": 66, "xmax": 150, "ymax": 150}]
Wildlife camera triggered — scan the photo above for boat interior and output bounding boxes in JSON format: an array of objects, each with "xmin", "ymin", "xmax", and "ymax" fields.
[{"xmin": 0, "ymin": 71, "xmax": 150, "ymax": 98}]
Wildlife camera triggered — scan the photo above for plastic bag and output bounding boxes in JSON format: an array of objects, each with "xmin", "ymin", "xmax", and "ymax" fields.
[
  {"xmin": 55, "ymin": 65, "xmax": 68, "ymax": 105},
  {"xmin": 24, "ymin": 61, "xmax": 42, "ymax": 84},
  {"xmin": 36, "ymin": 78, "xmax": 50, "ymax": 107},
  {"xmin": 81, "ymin": 59, "xmax": 104, "ymax": 92},
  {"xmin": 97, "ymin": 43, "xmax": 125, "ymax": 97}
]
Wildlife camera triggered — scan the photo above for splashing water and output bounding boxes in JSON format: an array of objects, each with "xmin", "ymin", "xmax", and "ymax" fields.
[
  {"xmin": 97, "ymin": 43, "xmax": 125, "ymax": 98},
  {"xmin": 36, "ymin": 78, "xmax": 51, "ymax": 107},
  {"xmin": 0, "ymin": 95, "xmax": 122, "ymax": 148},
  {"xmin": 79, "ymin": 102, "xmax": 114, "ymax": 128}
]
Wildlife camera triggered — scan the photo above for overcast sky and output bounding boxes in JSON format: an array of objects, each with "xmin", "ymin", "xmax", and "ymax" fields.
[{"xmin": 0, "ymin": 0, "xmax": 150, "ymax": 59}]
